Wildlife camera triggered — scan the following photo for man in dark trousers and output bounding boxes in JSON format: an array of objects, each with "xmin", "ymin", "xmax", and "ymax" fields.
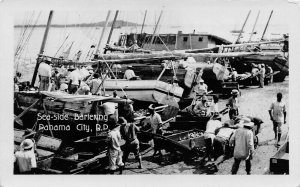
[
  {"xmin": 226, "ymin": 89, "xmax": 239, "ymax": 120},
  {"xmin": 269, "ymin": 92, "xmax": 287, "ymax": 146},
  {"xmin": 230, "ymin": 117, "xmax": 255, "ymax": 175},
  {"xmin": 120, "ymin": 117, "xmax": 143, "ymax": 169}
]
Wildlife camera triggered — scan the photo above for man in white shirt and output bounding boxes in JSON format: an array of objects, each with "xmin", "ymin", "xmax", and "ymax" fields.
[
  {"xmin": 208, "ymin": 95, "xmax": 219, "ymax": 116},
  {"xmin": 38, "ymin": 59, "xmax": 52, "ymax": 91},
  {"xmin": 107, "ymin": 122, "xmax": 124, "ymax": 172},
  {"xmin": 206, "ymin": 122, "xmax": 237, "ymax": 173},
  {"xmin": 203, "ymin": 115, "xmax": 223, "ymax": 161},
  {"xmin": 124, "ymin": 66, "xmax": 137, "ymax": 80},
  {"xmin": 68, "ymin": 67, "xmax": 81, "ymax": 94},
  {"xmin": 148, "ymin": 104, "xmax": 163, "ymax": 134},
  {"xmin": 269, "ymin": 92, "xmax": 287, "ymax": 145},
  {"xmin": 14, "ymin": 139, "xmax": 37, "ymax": 174}
]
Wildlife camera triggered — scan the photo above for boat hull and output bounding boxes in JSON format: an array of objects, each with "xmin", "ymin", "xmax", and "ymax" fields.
[{"xmin": 103, "ymin": 80, "xmax": 184, "ymax": 106}]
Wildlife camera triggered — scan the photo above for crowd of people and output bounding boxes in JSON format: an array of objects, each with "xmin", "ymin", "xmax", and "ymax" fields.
[
  {"xmin": 13, "ymin": 57, "xmax": 143, "ymax": 95},
  {"xmin": 13, "ymin": 56, "xmax": 287, "ymax": 175}
]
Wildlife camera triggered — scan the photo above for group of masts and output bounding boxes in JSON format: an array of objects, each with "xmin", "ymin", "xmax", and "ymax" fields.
[{"xmin": 235, "ymin": 10, "xmax": 274, "ymax": 44}]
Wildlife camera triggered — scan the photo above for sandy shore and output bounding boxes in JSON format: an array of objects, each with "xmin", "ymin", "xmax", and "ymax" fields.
[{"xmin": 121, "ymin": 77, "xmax": 289, "ymax": 175}]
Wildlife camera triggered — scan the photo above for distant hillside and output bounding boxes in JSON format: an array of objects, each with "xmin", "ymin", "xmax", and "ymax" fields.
[{"xmin": 14, "ymin": 20, "xmax": 143, "ymax": 28}]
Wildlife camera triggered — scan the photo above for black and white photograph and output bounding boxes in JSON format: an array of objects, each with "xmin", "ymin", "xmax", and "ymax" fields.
[{"xmin": 1, "ymin": 0, "xmax": 300, "ymax": 186}]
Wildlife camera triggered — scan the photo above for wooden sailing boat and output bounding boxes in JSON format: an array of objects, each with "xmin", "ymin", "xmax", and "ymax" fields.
[{"xmin": 102, "ymin": 79, "xmax": 184, "ymax": 104}]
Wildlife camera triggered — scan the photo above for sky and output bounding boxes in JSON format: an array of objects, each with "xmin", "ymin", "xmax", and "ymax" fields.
[{"xmin": 12, "ymin": 0, "xmax": 296, "ymax": 28}]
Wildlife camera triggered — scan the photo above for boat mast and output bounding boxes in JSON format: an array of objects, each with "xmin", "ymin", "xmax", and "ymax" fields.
[
  {"xmin": 150, "ymin": 10, "xmax": 163, "ymax": 45},
  {"xmin": 95, "ymin": 10, "xmax": 111, "ymax": 55},
  {"xmin": 31, "ymin": 10, "xmax": 53, "ymax": 87},
  {"xmin": 235, "ymin": 10, "xmax": 251, "ymax": 44},
  {"xmin": 104, "ymin": 10, "xmax": 119, "ymax": 54},
  {"xmin": 140, "ymin": 10, "xmax": 147, "ymax": 34},
  {"xmin": 260, "ymin": 10, "xmax": 273, "ymax": 41},
  {"xmin": 248, "ymin": 10, "xmax": 260, "ymax": 42}
]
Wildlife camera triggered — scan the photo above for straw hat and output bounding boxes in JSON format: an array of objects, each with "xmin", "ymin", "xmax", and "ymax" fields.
[
  {"xmin": 44, "ymin": 57, "xmax": 51, "ymax": 64},
  {"xmin": 242, "ymin": 117, "xmax": 254, "ymax": 128},
  {"xmin": 231, "ymin": 89, "xmax": 239, "ymax": 96},
  {"xmin": 21, "ymin": 139, "xmax": 34, "ymax": 150},
  {"xmin": 68, "ymin": 66, "xmax": 76, "ymax": 71},
  {"xmin": 148, "ymin": 104, "xmax": 155, "ymax": 110}
]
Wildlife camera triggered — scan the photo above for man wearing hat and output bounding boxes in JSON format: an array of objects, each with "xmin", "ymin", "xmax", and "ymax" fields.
[
  {"xmin": 14, "ymin": 139, "xmax": 37, "ymax": 174},
  {"xmin": 206, "ymin": 122, "xmax": 238, "ymax": 172},
  {"xmin": 107, "ymin": 119, "xmax": 124, "ymax": 172},
  {"xmin": 128, "ymin": 39, "xmax": 140, "ymax": 52},
  {"xmin": 120, "ymin": 117, "xmax": 143, "ymax": 169},
  {"xmin": 148, "ymin": 104, "xmax": 163, "ymax": 134},
  {"xmin": 282, "ymin": 34, "xmax": 289, "ymax": 58},
  {"xmin": 230, "ymin": 68, "xmax": 238, "ymax": 82},
  {"xmin": 123, "ymin": 65, "xmax": 138, "ymax": 80},
  {"xmin": 193, "ymin": 95, "xmax": 210, "ymax": 117},
  {"xmin": 37, "ymin": 58, "xmax": 52, "ymax": 91},
  {"xmin": 229, "ymin": 117, "xmax": 255, "ymax": 175},
  {"xmin": 226, "ymin": 89, "xmax": 239, "ymax": 120},
  {"xmin": 87, "ymin": 73, "xmax": 102, "ymax": 95},
  {"xmin": 258, "ymin": 64, "xmax": 265, "ymax": 88},
  {"xmin": 193, "ymin": 79, "xmax": 208, "ymax": 96},
  {"xmin": 67, "ymin": 66, "xmax": 81, "ymax": 94},
  {"xmin": 203, "ymin": 114, "xmax": 223, "ymax": 161}
]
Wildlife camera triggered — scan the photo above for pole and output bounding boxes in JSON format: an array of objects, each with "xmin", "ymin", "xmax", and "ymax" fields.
[
  {"xmin": 261, "ymin": 10, "xmax": 273, "ymax": 41},
  {"xmin": 31, "ymin": 10, "xmax": 53, "ymax": 87},
  {"xmin": 104, "ymin": 10, "xmax": 119, "ymax": 54},
  {"xmin": 235, "ymin": 10, "xmax": 251, "ymax": 44},
  {"xmin": 150, "ymin": 10, "xmax": 163, "ymax": 44},
  {"xmin": 248, "ymin": 10, "xmax": 260, "ymax": 42},
  {"xmin": 140, "ymin": 10, "xmax": 147, "ymax": 34},
  {"xmin": 95, "ymin": 10, "xmax": 111, "ymax": 55}
]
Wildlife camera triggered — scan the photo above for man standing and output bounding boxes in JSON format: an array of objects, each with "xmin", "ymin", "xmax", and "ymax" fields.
[
  {"xmin": 37, "ymin": 58, "xmax": 52, "ymax": 91},
  {"xmin": 230, "ymin": 118, "xmax": 255, "ymax": 175},
  {"xmin": 88, "ymin": 73, "xmax": 102, "ymax": 95},
  {"xmin": 120, "ymin": 117, "xmax": 143, "ymax": 169},
  {"xmin": 207, "ymin": 122, "xmax": 237, "ymax": 172},
  {"xmin": 265, "ymin": 65, "xmax": 273, "ymax": 85},
  {"xmin": 148, "ymin": 104, "xmax": 163, "ymax": 134},
  {"xmin": 107, "ymin": 121, "xmax": 124, "ymax": 172},
  {"xmin": 203, "ymin": 114, "xmax": 223, "ymax": 161},
  {"xmin": 269, "ymin": 92, "xmax": 287, "ymax": 146},
  {"xmin": 226, "ymin": 89, "xmax": 239, "ymax": 120},
  {"xmin": 14, "ymin": 139, "xmax": 37, "ymax": 174},
  {"xmin": 258, "ymin": 64, "xmax": 265, "ymax": 88},
  {"xmin": 67, "ymin": 66, "xmax": 81, "ymax": 94}
]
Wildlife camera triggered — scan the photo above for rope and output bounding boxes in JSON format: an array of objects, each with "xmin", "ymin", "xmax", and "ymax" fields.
[
  {"xmin": 96, "ymin": 54, "xmax": 127, "ymax": 96},
  {"xmin": 157, "ymin": 35, "xmax": 177, "ymax": 78},
  {"xmin": 54, "ymin": 34, "xmax": 70, "ymax": 57},
  {"xmin": 15, "ymin": 12, "xmax": 41, "ymax": 73}
]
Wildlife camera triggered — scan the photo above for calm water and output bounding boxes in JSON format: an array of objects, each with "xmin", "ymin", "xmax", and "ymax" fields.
[{"xmin": 14, "ymin": 24, "xmax": 287, "ymax": 82}]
